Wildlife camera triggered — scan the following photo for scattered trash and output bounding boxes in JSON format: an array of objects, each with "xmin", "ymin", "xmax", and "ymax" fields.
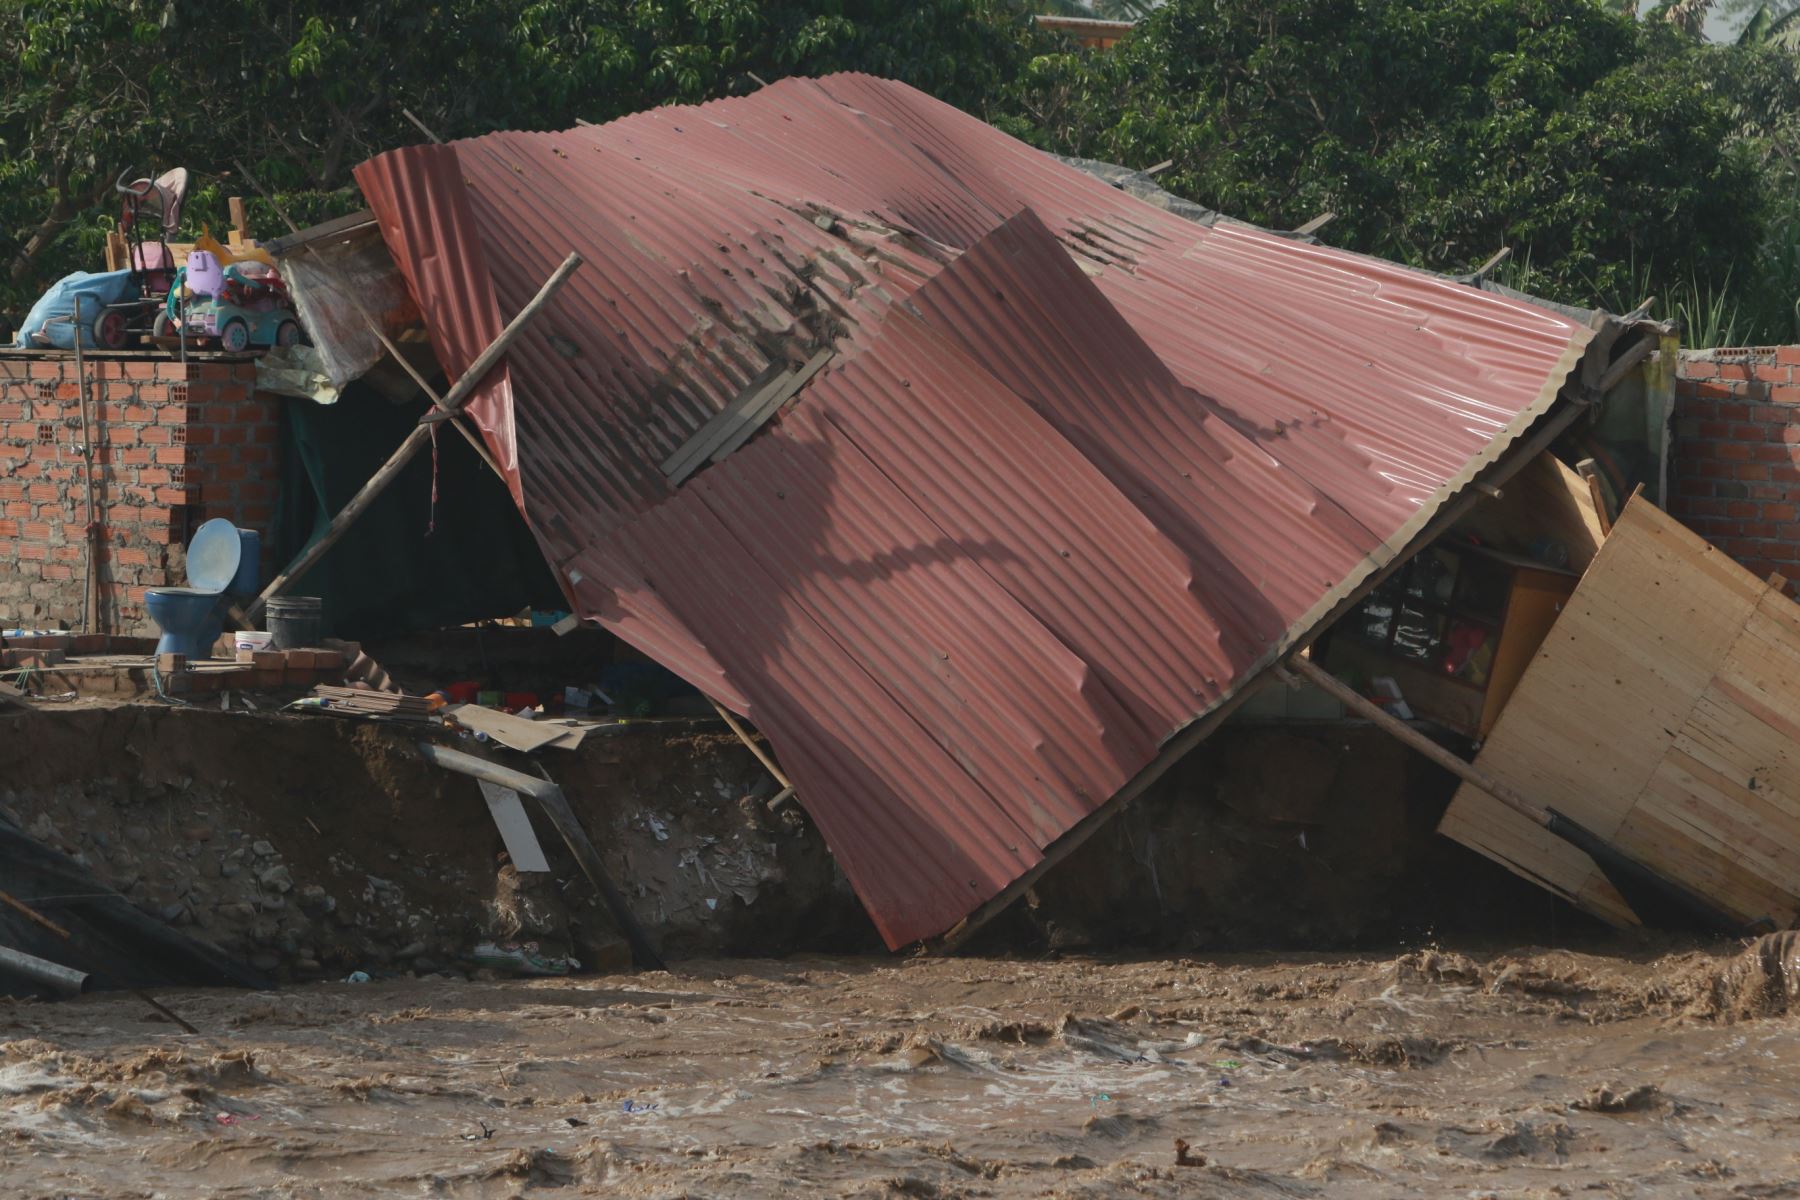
[
  {"xmin": 1089, "ymin": 1093, "xmax": 1111, "ymax": 1110},
  {"xmin": 345, "ymin": 971, "xmax": 371, "ymax": 984},
  {"xmin": 471, "ymin": 941, "xmax": 579, "ymax": 977},
  {"xmin": 214, "ymin": 1111, "xmax": 261, "ymax": 1126},
  {"xmin": 621, "ymin": 1099, "xmax": 658, "ymax": 1114},
  {"xmin": 564, "ymin": 1116, "xmax": 588, "ymax": 1127},
  {"xmin": 1174, "ymin": 1138, "xmax": 1206, "ymax": 1167},
  {"xmin": 1213, "ymin": 1059, "xmax": 1243, "ymax": 1070},
  {"xmin": 460, "ymin": 1120, "xmax": 495, "ymax": 1141}
]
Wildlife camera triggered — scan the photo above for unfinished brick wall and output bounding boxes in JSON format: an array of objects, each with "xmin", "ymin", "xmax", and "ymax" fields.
[
  {"xmin": 0, "ymin": 356, "xmax": 280, "ymax": 633},
  {"xmin": 1671, "ymin": 347, "xmax": 1800, "ymax": 582}
]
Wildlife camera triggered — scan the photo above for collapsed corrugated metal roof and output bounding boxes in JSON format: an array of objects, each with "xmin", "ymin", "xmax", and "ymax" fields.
[{"xmin": 355, "ymin": 75, "xmax": 1597, "ymax": 948}]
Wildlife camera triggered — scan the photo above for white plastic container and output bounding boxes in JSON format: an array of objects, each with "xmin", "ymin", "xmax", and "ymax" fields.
[{"xmin": 234, "ymin": 630, "xmax": 274, "ymax": 652}]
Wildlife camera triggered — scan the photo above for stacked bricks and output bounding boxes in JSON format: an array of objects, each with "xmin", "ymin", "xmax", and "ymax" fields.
[{"xmin": 0, "ymin": 355, "xmax": 279, "ymax": 633}]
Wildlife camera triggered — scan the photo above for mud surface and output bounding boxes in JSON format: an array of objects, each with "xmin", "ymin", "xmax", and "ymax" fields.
[{"xmin": 7, "ymin": 943, "xmax": 1800, "ymax": 1197}]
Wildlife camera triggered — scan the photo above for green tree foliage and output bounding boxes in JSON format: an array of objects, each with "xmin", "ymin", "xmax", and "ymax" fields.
[
  {"xmin": 0, "ymin": 0, "xmax": 1036, "ymax": 313},
  {"xmin": 1010, "ymin": 0, "xmax": 1766, "ymax": 325}
]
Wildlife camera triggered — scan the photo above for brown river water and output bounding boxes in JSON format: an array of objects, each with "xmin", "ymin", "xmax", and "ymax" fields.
[{"xmin": 6, "ymin": 943, "xmax": 1800, "ymax": 1197}]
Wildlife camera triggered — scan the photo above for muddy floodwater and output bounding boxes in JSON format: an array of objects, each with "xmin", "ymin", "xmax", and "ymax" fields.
[{"xmin": 7, "ymin": 945, "xmax": 1800, "ymax": 1197}]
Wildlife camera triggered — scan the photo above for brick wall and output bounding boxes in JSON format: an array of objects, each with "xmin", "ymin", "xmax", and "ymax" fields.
[
  {"xmin": 0, "ymin": 356, "xmax": 280, "ymax": 633},
  {"xmin": 1672, "ymin": 347, "xmax": 1800, "ymax": 583}
]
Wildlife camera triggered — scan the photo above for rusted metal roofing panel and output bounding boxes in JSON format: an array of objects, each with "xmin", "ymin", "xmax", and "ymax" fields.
[{"xmin": 355, "ymin": 77, "xmax": 1594, "ymax": 948}]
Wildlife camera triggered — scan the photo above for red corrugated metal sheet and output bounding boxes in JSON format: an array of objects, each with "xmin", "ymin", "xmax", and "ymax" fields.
[{"xmin": 355, "ymin": 76, "xmax": 1594, "ymax": 948}]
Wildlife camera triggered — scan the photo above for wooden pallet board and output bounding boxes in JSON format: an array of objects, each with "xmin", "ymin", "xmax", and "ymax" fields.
[{"xmin": 1439, "ymin": 496, "xmax": 1800, "ymax": 928}]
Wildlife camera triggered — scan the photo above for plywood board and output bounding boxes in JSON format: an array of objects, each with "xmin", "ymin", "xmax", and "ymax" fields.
[
  {"xmin": 1454, "ymin": 452, "xmax": 1606, "ymax": 572},
  {"xmin": 1439, "ymin": 497, "xmax": 1800, "ymax": 927}
]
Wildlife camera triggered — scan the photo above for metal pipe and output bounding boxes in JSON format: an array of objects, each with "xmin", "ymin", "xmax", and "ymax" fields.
[
  {"xmin": 0, "ymin": 944, "xmax": 89, "ymax": 996},
  {"xmin": 416, "ymin": 742, "xmax": 666, "ymax": 970}
]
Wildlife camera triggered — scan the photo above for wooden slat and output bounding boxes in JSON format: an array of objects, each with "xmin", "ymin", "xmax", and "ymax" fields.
[{"xmin": 660, "ymin": 348, "xmax": 834, "ymax": 485}]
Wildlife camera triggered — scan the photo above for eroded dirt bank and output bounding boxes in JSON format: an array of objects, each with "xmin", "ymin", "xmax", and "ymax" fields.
[{"xmin": 7, "ymin": 944, "xmax": 1800, "ymax": 1197}]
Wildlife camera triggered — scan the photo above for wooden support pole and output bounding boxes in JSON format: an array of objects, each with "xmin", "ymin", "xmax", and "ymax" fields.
[
  {"xmin": 707, "ymin": 698, "xmax": 793, "ymax": 790},
  {"xmin": 245, "ymin": 252, "xmax": 583, "ymax": 620},
  {"xmin": 1288, "ymin": 656, "xmax": 1547, "ymax": 824}
]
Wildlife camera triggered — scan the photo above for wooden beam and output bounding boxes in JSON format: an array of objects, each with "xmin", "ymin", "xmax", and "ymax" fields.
[
  {"xmin": 1289, "ymin": 656, "xmax": 1547, "ymax": 822},
  {"xmin": 1292, "ymin": 211, "xmax": 1336, "ymax": 236},
  {"xmin": 245, "ymin": 252, "xmax": 583, "ymax": 620},
  {"xmin": 1472, "ymin": 246, "xmax": 1511, "ymax": 280},
  {"xmin": 661, "ymin": 348, "xmax": 833, "ymax": 484},
  {"xmin": 402, "ymin": 107, "xmax": 445, "ymax": 144},
  {"xmin": 707, "ymin": 697, "xmax": 794, "ymax": 790}
]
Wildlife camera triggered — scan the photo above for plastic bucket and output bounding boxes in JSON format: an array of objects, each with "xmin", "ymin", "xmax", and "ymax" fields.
[
  {"xmin": 234, "ymin": 630, "xmax": 273, "ymax": 652},
  {"xmin": 266, "ymin": 596, "xmax": 323, "ymax": 651}
]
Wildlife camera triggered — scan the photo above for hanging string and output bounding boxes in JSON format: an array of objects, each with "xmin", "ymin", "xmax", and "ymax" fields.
[{"xmin": 426, "ymin": 419, "xmax": 439, "ymax": 536}]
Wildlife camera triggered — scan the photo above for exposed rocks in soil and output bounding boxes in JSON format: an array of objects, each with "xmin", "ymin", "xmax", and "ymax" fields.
[{"xmin": 0, "ymin": 704, "xmax": 1589, "ymax": 985}]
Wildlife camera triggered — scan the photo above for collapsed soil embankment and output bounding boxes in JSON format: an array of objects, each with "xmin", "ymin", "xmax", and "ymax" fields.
[
  {"xmin": 0, "ymin": 704, "xmax": 867, "ymax": 981},
  {"xmin": 0, "ymin": 701, "xmax": 1575, "ymax": 985}
]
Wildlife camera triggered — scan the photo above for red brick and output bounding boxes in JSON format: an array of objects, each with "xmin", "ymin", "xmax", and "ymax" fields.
[
  {"xmin": 1736, "ymin": 463, "xmax": 1771, "ymax": 481},
  {"xmin": 1778, "ymin": 347, "xmax": 1800, "ymax": 367},
  {"xmin": 1743, "ymin": 521, "xmax": 1778, "ymax": 539},
  {"xmin": 153, "ymin": 485, "xmax": 198, "ymax": 504},
  {"xmin": 114, "ymin": 547, "xmax": 149, "ymax": 566},
  {"xmin": 1682, "ymin": 359, "xmax": 1721, "ymax": 380},
  {"xmin": 139, "ymin": 426, "xmax": 171, "ymax": 446},
  {"xmin": 17, "ymin": 544, "xmax": 46, "ymax": 562},
  {"xmin": 1756, "ymin": 443, "xmax": 1799, "ymax": 463},
  {"xmin": 1755, "ymin": 363, "xmax": 1790, "ymax": 383},
  {"xmin": 5, "ymin": 501, "xmax": 31, "ymax": 517},
  {"xmin": 25, "ymin": 483, "xmax": 57, "ymax": 503},
  {"xmin": 251, "ymin": 423, "xmax": 277, "ymax": 445},
  {"xmin": 1714, "ymin": 441, "xmax": 1753, "ymax": 462},
  {"xmin": 154, "ymin": 446, "xmax": 189, "ymax": 465},
  {"xmin": 1768, "ymin": 503, "xmax": 1799, "ymax": 522},
  {"xmin": 105, "ymin": 504, "xmax": 139, "ymax": 525},
  {"xmin": 1719, "ymin": 361, "xmax": 1753, "ymax": 382},
  {"xmin": 182, "ymin": 425, "xmax": 215, "ymax": 446},
  {"xmin": 0, "ymin": 520, "xmax": 17, "ymax": 538},
  {"xmin": 1772, "ymin": 385, "xmax": 1800, "ymax": 405},
  {"xmin": 48, "ymin": 545, "xmax": 79, "ymax": 563}
]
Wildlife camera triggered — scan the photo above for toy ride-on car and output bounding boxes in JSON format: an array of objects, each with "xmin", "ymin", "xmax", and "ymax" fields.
[{"xmin": 157, "ymin": 250, "xmax": 300, "ymax": 352}]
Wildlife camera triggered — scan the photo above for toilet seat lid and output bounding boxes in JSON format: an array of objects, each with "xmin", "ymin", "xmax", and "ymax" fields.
[{"xmin": 186, "ymin": 518, "xmax": 242, "ymax": 593}]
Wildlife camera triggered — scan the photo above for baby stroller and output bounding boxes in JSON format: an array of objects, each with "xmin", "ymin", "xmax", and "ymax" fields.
[{"xmin": 108, "ymin": 166, "xmax": 191, "ymax": 347}]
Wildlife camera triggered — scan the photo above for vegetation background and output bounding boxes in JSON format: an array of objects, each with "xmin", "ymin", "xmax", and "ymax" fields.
[{"xmin": 3, "ymin": 0, "xmax": 1796, "ymax": 345}]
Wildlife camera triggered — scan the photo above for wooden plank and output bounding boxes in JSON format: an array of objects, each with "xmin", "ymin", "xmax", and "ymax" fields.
[
  {"xmin": 1478, "ymin": 570, "xmax": 1575, "ymax": 737},
  {"xmin": 1454, "ymin": 452, "xmax": 1606, "ymax": 572},
  {"xmin": 661, "ymin": 348, "xmax": 834, "ymax": 485}
]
